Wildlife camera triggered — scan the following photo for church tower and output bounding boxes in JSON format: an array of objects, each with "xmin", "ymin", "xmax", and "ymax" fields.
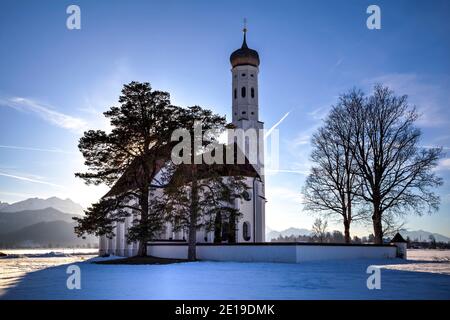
[
  {"xmin": 229, "ymin": 23, "xmax": 264, "ymax": 172},
  {"xmin": 230, "ymin": 24, "xmax": 262, "ymax": 131},
  {"xmin": 229, "ymin": 23, "xmax": 266, "ymax": 242}
]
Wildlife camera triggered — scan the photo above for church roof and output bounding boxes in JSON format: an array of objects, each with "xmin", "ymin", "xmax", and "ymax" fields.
[
  {"xmin": 230, "ymin": 28, "xmax": 260, "ymax": 68},
  {"xmin": 104, "ymin": 142, "xmax": 260, "ymax": 198}
]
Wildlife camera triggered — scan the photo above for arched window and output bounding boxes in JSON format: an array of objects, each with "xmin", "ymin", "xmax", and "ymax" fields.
[
  {"xmin": 243, "ymin": 190, "xmax": 252, "ymax": 201},
  {"xmin": 234, "ymin": 88, "xmax": 237, "ymax": 99},
  {"xmin": 243, "ymin": 222, "xmax": 251, "ymax": 241},
  {"xmin": 222, "ymin": 222, "xmax": 230, "ymax": 242},
  {"xmin": 251, "ymin": 87, "xmax": 255, "ymax": 98},
  {"xmin": 241, "ymin": 86, "xmax": 246, "ymax": 98}
]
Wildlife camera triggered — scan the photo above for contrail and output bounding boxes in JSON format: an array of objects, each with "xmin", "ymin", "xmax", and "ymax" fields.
[
  {"xmin": 265, "ymin": 169, "xmax": 308, "ymax": 175},
  {"xmin": 0, "ymin": 145, "xmax": 76, "ymax": 154},
  {"xmin": 265, "ymin": 111, "xmax": 290, "ymax": 139},
  {"xmin": 0, "ymin": 172, "xmax": 65, "ymax": 188}
]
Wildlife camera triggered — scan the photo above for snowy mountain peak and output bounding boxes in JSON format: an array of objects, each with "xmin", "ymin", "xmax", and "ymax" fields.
[
  {"xmin": 0, "ymin": 197, "xmax": 84, "ymax": 215},
  {"xmin": 400, "ymin": 230, "xmax": 450, "ymax": 243},
  {"xmin": 0, "ymin": 201, "xmax": 9, "ymax": 210},
  {"xmin": 266, "ymin": 227, "xmax": 312, "ymax": 241}
]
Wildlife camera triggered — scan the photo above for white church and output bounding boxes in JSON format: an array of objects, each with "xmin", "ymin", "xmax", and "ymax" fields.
[
  {"xmin": 98, "ymin": 28, "xmax": 404, "ymax": 262},
  {"xmin": 99, "ymin": 27, "xmax": 267, "ymax": 257}
]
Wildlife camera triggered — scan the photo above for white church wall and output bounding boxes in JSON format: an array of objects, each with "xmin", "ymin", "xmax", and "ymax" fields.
[
  {"xmin": 295, "ymin": 245, "xmax": 396, "ymax": 262},
  {"xmin": 147, "ymin": 243, "xmax": 397, "ymax": 262},
  {"xmin": 149, "ymin": 244, "xmax": 188, "ymax": 259},
  {"xmin": 197, "ymin": 244, "xmax": 296, "ymax": 262}
]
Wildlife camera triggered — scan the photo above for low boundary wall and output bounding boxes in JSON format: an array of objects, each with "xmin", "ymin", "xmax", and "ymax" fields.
[{"xmin": 147, "ymin": 242, "xmax": 397, "ymax": 262}]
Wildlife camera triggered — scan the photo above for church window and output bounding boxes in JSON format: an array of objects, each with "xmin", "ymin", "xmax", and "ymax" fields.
[
  {"xmin": 251, "ymin": 87, "xmax": 255, "ymax": 98},
  {"xmin": 242, "ymin": 111, "xmax": 246, "ymax": 115},
  {"xmin": 243, "ymin": 222, "xmax": 251, "ymax": 241},
  {"xmin": 241, "ymin": 86, "xmax": 246, "ymax": 98},
  {"xmin": 234, "ymin": 88, "xmax": 237, "ymax": 99},
  {"xmin": 222, "ymin": 222, "xmax": 230, "ymax": 242},
  {"xmin": 251, "ymin": 112, "xmax": 254, "ymax": 115},
  {"xmin": 243, "ymin": 190, "xmax": 252, "ymax": 201},
  {"xmin": 250, "ymin": 74, "xmax": 254, "ymax": 77},
  {"xmin": 242, "ymin": 73, "xmax": 246, "ymax": 77}
]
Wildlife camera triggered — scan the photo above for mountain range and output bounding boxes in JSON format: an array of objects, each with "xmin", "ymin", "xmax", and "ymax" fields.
[
  {"xmin": 265, "ymin": 227, "xmax": 450, "ymax": 243},
  {"xmin": 0, "ymin": 197, "xmax": 84, "ymax": 215},
  {"xmin": 0, "ymin": 197, "xmax": 96, "ymax": 248},
  {"xmin": 400, "ymin": 230, "xmax": 450, "ymax": 243},
  {"xmin": 265, "ymin": 227, "xmax": 311, "ymax": 241}
]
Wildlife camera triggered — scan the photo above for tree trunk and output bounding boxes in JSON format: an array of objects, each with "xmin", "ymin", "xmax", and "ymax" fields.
[
  {"xmin": 188, "ymin": 168, "xmax": 199, "ymax": 261},
  {"xmin": 214, "ymin": 212, "xmax": 222, "ymax": 243},
  {"xmin": 343, "ymin": 218, "xmax": 351, "ymax": 244},
  {"xmin": 137, "ymin": 185, "xmax": 149, "ymax": 257},
  {"xmin": 228, "ymin": 214, "xmax": 237, "ymax": 243},
  {"xmin": 372, "ymin": 204, "xmax": 383, "ymax": 244},
  {"xmin": 345, "ymin": 189, "xmax": 352, "ymax": 244}
]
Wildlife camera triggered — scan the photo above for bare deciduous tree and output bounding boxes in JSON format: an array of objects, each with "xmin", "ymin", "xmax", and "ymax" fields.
[
  {"xmin": 304, "ymin": 85, "xmax": 443, "ymax": 244},
  {"xmin": 347, "ymin": 85, "xmax": 443, "ymax": 243},
  {"xmin": 312, "ymin": 218, "xmax": 328, "ymax": 243},
  {"xmin": 303, "ymin": 95, "xmax": 366, "ymax": 243}
]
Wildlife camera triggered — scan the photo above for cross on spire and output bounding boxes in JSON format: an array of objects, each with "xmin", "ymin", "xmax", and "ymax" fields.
[{"xmin": 242, "ymin": 18, "xmax": 248, "ymax": 48}]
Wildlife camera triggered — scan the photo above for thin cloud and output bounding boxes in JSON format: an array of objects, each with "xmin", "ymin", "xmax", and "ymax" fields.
[
  {"xmin": 421, "ymin": 145, "xmax": 450, "ymax": 151},
  {"xmin": 293, "ymin": 133, "xmax": 310, "ymax": 146},
  {"xmin": 436, "ymin": 158, "xmax": 450, "ymax": 171},
  {"xmin": 363, "ymin": 73, "xmax": 450, "ymax": 128},
  {"xmin": 266, "ymin": 186, "xmax": 304, "ymax": 203},
  {"xmin": 329, "ymin": 58, "xmax": 344, "ymax": 73},
  {"xmin": 0, "ymin": 171, "xmax": 64, "ymax": 189},
  {"xmin": 0, "ymin": 145, "xmax": 76, "ymax": 154},
  {"xmin": 266, "ymin": 168, "xmax": 308, "ymax": 175},
  {"xmin": 0, "ymin": 97, "xmax": 87, "ymax": 133},
  {"xmin": 307, "ymin": 105, "xmax": 330, "ymax": 121}
]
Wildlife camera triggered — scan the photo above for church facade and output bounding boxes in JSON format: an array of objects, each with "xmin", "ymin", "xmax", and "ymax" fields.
[{"xmin": 99, "ymin": 29, "xmax": 266, "ymax": 257}]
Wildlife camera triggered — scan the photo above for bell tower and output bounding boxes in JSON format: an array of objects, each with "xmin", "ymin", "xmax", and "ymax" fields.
[
  {"xmin": 230, "ymin": 21, "xmax": 261, "ymax": 129},
  {"xmin": 229, "ymin": 21, "xmax": 266, "ymax": 242}
]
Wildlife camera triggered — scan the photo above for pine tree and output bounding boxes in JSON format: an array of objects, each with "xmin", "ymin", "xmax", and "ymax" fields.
[{"xmin": 74, "ymin": 81, "xmax": 181, "ymax": 256}]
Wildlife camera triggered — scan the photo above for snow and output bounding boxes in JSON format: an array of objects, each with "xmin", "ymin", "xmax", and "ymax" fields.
[{"xmin": 1, "ymin": 249, "xmax": 449, "ymax": 299}]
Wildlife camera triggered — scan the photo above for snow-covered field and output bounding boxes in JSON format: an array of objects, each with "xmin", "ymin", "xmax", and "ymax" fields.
[{"xmin": 1, "ymin": 249, "xmax": 449, "ymax": 299}]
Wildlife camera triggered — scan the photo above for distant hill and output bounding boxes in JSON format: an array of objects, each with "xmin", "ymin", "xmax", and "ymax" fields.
[
  {"xmin": 0, "ymin": 205, "xmax": 97, "ymax": 248},
  {"xmin": 266, "ymin": 227, "xmax": 312, "ymax": 241},
  {"xmin": 0, "ymin": 207, "xmax": 79, "ymax": 234},
  {"xmin": 266, "ymin": 227, "xmax": 450, "ymax": 243},
  {"xmin": 0, "ymin": 201, "xmax": 9, "ymax": 210},
  {"xmin": 0, "ymin": 220, "xmax": 97, "ymax": 246},
  {"xmin": 401, "ymin": 230, "xmax": 450, "ymax": 243},
  {"xmin": 0, "ymin": 197, "xmax": 84, "ymax": 215}
]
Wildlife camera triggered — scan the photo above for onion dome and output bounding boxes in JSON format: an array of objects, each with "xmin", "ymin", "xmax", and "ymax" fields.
[{"xmin": 230, "ymin": 27, "xmax": 260, "ymax": 68}]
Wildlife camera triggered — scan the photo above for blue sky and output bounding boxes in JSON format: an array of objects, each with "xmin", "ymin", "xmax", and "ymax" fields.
[{"xmin": 1, "ymin": 0, "xmax": 449, "ymax": 236}]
